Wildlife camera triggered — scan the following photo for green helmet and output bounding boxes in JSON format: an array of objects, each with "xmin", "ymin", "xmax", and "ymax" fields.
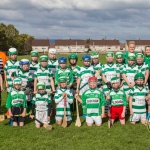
[
  {"xmin": 8, "ymin": 48, "xmax": 18, "ymax": 55},
  {"xmin": 111, "ymin": 77, "xmax": 120, "ymax": 84},
  {"xmin": 36, "ymin": 82, "xmax": 46, "ymax": 90},
  {"xmin": 68, "ymin": 54, "xmax": 78, "ymax": 61},
  {"xmin": 91, "ymin": 52, "xmax": 99, "ymax": 58},
  {"xmin": 134, "ymin": 72, "xmax": 145, "ymax": 80},
  {"xmin": 136, "ymin": 53, "xmax": 144, "ymax": 59},
  {"xmin": 128, "ymin": 53, "xmax": 136, "ymax": 60},
  {"xmin": 30, "ymin": 50, "xmax": 38, "ymax": 57},
  {"xmin": 13, "ymin": 78, "xmax": 22, "ymax": 85},
  {"xmin": 58, "ymin": 76, "xmax": 67, "ymax": 83},
  {"xmin": 106, "ymin": 52, "xmax": 114, "ymax": 57},
  {"xmin": 40, "ymin": 55, "xmax": 48, "ymax": 62},
  {"xmin": 115, "ymin": 52, "xmax": 123, "ymax": 58}
]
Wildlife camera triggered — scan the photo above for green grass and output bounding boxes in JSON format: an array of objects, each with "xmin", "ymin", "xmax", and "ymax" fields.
[{"xmin": 0, "ymin": 54, "xmax": 149, "ymax": 150}]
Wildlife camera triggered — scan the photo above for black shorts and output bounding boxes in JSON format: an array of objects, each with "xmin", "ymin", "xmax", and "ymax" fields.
[
  {"xmin": 148, "ymin": 76, "xmax": 150, "ymax": 90},
  {"xmin": 11, "ymin": 106, "xmax": 25, "ymax": 123}
]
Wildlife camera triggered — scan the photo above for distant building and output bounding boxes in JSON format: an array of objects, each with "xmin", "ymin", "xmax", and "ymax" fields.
[
  {"xmin": 120, "ymin": 43, "xmax": 125, "ymax": 51},
  {"xmin": 55, "ymin": 40, "xmax": 85, "ymax": 53},
  {"xmin": 32, "ymin": 39, "xmax": 49, "ymax": 53},
  {"xmin": 89, "ymin": 40, "xmax": 120, "ymax": 52},
  {"xmin": 125, "ymin": 40, "xmax": 150, "ymax": 52}
]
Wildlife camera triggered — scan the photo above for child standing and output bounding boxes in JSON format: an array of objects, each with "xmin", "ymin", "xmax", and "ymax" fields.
[
  {"xmin": 129, "ymin": 73, "xmax": 148, "ymax": 125},
  {"xmin": 4, "ymin": 48, "xmax": 20, "ymax": 93},
  {"xmin": 6, "ymin": 78, "xmax": 27, "ymax": 126},
  {"xmin": 54, "ymin": 76, "xmax": 73, "ymax": 126},
  {"xmin": 76, "ymin": 76, "xmax": 106, "ymax": 126},
  {"xmin": 30, "ymin": 82, "xmax": 52, "ymax": 128},
  {"xmin": 107, "ymin": 77, "xmax": 127, "ymax": 127}
]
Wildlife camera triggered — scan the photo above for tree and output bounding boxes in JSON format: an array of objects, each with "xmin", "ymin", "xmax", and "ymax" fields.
[{"xmin": 85, "ymin": 38, "xmax": 92, "ymax": 53}]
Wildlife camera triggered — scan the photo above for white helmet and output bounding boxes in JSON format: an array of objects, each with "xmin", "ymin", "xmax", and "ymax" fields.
[{"xmin": 48, "ymin": 48, "xmax": 56, "ymax": 54}]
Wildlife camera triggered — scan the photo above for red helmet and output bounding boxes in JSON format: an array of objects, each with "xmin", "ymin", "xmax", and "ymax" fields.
[{"xmin": 88, "ymin": 76, "xmax": 97, "ymax": 82}]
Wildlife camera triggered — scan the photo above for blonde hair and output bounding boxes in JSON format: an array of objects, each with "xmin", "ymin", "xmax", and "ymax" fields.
[
  {"xmin": 129, "ymin": 41, "xmax": 135, "ymax": 46},
  {"xmin": 145, "ymin": 45, "xmax": 150, "ymax": 51}
]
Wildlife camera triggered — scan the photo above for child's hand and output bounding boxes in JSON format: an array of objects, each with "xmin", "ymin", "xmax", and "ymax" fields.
[
  {"xmin": 101, "ymin": 113, "xmax": 105, "ymax": 118},
  {"xmin": 0, "ymin": 87, "xmax": 4, "ymax": 92},
  {"xmin": 6, "ymin": 82, "xmax": 8, "ymax": 88},
  {"xmin": 121, "ymin": 111, "xmax": 125, "ymax": 118},
  {"xmin": 130, "ymin": 110, "xmax": 134, "ymax": 116},
  {"xmin": 76, "ymin": 89, "xmax": 79, "ymax": 94},
  {"xmin": 75, "ymin": 94, "xmax": 79, "ymax": 99},
  {"xmin": 47, "ymin": 116, "xmax": 50, "ymax": 121},
  {"xmin": 22, "ymin": 112, "xmax": 26, "ymax": 117},
  {"xmin": 33, "ymin": 91, "xmax": 37, "ymax": 94},
  {"xmin": 62, "ymin": 92, "xmax": 66, "ymax": 98},
  {"xmin": 30, "ymin": 115, "xmax": 34, "ymax": 119},
  {"xmin": 107, "ymin": 111, "xmax": 110, "ymax": 117},
  {"xmin": 9, "ymin": 112, "xmax": 13, "ymax": 117}
]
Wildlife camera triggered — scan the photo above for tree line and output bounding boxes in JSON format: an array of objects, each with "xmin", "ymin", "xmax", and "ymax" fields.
[{"xmin": 0, "ymin": 23, "xmax": 34, "ymax": 54}]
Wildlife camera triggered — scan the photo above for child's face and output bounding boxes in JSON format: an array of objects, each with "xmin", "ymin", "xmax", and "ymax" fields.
[
  {"xmin": 128, "ymin": 60, "xmax": 135, "ymax": 66},
  {"xmin": 59, "ymin": 82, "xmax": 67, "ymax": 88},
  {"xmin": 59, "ymin": 63, "xmax": 66, "ymax": 69},
  {"xmin": 116, "ymin": 57, "xmax": 123, "ymax": 64},
  {"xmin": 89, "ymin": 81, "xmax": 97, "ymax": 89},
  {"xmin": 40, "ymin": 61, "xmax": 48, "ymax": 67},
  {"xmin": 22, "ymin": 64, "xmax": 29, "ymax": 71},
  {"xmin": 83, "ymin": 61, "xmax": 90, "ymax": 67},
  {"xmin": 31, "ymin": 56, "xmax": 38, "ymax": 62},
  {"xmin": 49, "ymin": 53, "xmax": 56, "ymax": 60},
  {"xmin": 92, "ymin": 58, "xmax": 99, "ymax": 64},
  {"xmin": 106, "ymin": 56, "xmax": 114, "ymax": 63},
  {"xmin": 69, "ymin": 59, "xmax": 77, "ymax": 65},
  {"xmin": 38, "ymin": 89, "xmax": 46, "ymax": 94},
  {"xmin": 145, "ymin": 47, "xmax": 150, "ymax": 56},
  {"xmin": 14, "ymin": 84, "xmax": 21, "ymax": 90},
  {"xmin": 129, "ymin": 44, "xmax": 135, "ymax": 53},
  {"xmin": 136, "ymin": 58, "xmax": 143, "ymax": 65},
  {"xmin": 112, "ymin": 82, "xmax": 120, "ymax": 90},
  {"xmin": 136, "ymin": 79, "xmax": 144, "ymax": 87},
  {"xmin": 10, "ymin": 54, "xmax": 17, "ymax": 61}
]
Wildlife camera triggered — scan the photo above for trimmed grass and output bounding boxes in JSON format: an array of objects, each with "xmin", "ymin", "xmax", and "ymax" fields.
[{"xmin": 0, "ymin": 54, "xmax": 149, "ymax": 150}]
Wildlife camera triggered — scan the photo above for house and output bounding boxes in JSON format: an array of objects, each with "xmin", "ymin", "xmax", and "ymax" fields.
[
  {"xmin": 120, "ymin": 43, "xmax": 125, "ymax": 51},
  {"xmin": 55, "ymin": 40, "xmax": 85, "ymax": 53},
  {"xmin": 125, "ymin": 40, "xmax": 150, "ymax": 52},
  {"xmin": 89, "ymin": 40, "xmax": 120, "ymax": 52},
  {"xmin": 32, "ymin": 39, "xmax": 49, "ymax": 53}
]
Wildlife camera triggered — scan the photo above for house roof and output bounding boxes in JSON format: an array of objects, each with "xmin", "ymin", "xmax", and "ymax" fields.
[
  {"xmin": 55, "ymin": 40, "xmax": 85, "ymax": 46},
  {"xmin": 32, "ymin": 39, "xmax": 50, "ymax": 46},
  {"xmin": 120, "ymin": 43, "xmax": 125, "ymax": 48},
  {"xmin": 50, "ymin": 44, "xmax": 55, "ymax": 48},
  {"xmin": 126, "ymin": 40, "xmax": 150, "ymax": 46},
  {"xmin": 89, "ymin": 40, "xmax": 120, "ymax": 45}
]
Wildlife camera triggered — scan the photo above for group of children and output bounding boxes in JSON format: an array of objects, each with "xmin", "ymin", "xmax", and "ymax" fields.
[{"xmin": 1, "ymin": 45, "xmax": 150, "ymax": 128}]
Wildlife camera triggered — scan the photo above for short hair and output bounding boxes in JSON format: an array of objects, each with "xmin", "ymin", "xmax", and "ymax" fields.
[
  {"xmin": 128, "ymin": 41, "xmax": 135, "ymax": 46},
  {"xmin": 145, "ymin": 45, "xmax": 150, "ymax": 51}
]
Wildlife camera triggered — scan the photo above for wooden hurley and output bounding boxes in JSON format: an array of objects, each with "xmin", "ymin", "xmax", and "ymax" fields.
[
  {"xmin": 62, "ymin": 94, "xmax": 67, "ymax": 128},
  {"xmin": 75, "ymin": 98, "xmax": 81, "ymax": 127},
  {"xmin": 0, "ymin": 115, "xmax": 5, "ymax": 122}
]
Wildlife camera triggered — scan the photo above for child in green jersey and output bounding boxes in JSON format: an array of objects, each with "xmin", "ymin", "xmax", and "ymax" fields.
[
  {"xmin": 4, "ymin": 48, "xmax": 20, "ymax": 93},
  {"xmin": 107, "ymin": 77, "xmax": 127, "ymax": 127},
  {"xmin": 6, "ymin": 78, "xmax": 27, "ymax": 126},
  {"xmin": 34, "ymin": 55, "xmax": 55, "ymax": 94},
  {"xmin": 55, "ymin": 56, "xmax": 73, "ymax": 88},
  {"xmin": 30, "ymin": 82, "xmax": 52, "ymax": 128},
  {"xmin": 129, "ymin": 73, "xmax": 148, "ymax": 125},
  {"xmin": 54, "ymin": 77, "xmax": 73, "ymax": 126},
  {"xmin": 91, "ymin": 52, "xmax": 103, "ymax": 88},
  {"xmin": 76, "ymin": 76, "xmax": 105, "ymax": 126}
]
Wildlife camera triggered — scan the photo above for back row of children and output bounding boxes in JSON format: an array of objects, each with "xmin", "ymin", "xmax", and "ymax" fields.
[{"xmin": 3, "ymin": 45, "xmax": 150, "ymax": 128}]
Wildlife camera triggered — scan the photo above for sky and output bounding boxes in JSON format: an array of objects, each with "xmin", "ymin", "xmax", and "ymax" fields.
[{"xmin": 0, "ymin": 0, "xmax": 150, "ymax": 43}]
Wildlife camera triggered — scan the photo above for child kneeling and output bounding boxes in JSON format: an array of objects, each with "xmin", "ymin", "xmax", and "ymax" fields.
[
  {"xmin": 30, "ymin": 82, "xmax": 52, "ymax": 128},
  {"xmin": 6, "ymin": 78, "xmax": 27, "ymax": 126},
  {"xmin": 76, "ymin": 76, "xmax": 106, "ymax": 126},
  {"xmin": 107, "ymin": 77, "xmax": 127, "ymax": 127}
]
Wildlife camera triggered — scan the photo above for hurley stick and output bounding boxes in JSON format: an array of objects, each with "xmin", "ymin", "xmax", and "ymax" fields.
[
  {"xmin": 75, "ymin": 98, "xmax": 81, "ymax": 127},
  {"xmin": 62, "ymin": 94, "xmax": 67, "ymax": 128}
]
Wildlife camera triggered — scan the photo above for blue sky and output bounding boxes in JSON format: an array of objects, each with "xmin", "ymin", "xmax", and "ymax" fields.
[{"xmin": 0, "ymin": 0, "xmax": 150, "ymax": 42}]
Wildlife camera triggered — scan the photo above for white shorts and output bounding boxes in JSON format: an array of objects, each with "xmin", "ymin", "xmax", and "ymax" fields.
[
  {"xmin": 86, "ymin": 116, "xmax": 102, "ymax": 125},
  {"xmin": 55, "ymin": 116, "xmax": 72, "ymax": 122},
  {"xmin": 130, "ymin": 113, "xmax": 146, "ymax": 122},
  {"xmin": 35, "ymin": 110, "xmax": 50, "ymax": 124}
]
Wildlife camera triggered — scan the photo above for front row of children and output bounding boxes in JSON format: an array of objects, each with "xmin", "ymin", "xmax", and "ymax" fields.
[{"xmin": 6, "ymin": 71, "xmax": 150, "ymax": 128}]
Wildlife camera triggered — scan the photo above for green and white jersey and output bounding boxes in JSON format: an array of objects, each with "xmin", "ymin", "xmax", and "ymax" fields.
[
  {"xmin": 54, "ymin": 88, "xmax": 73, "ymax": 117},
  {"xmin": 34, "ymin": 66, "xmax": 53, "ymax": 91},
  {"xmin": 78, "ymin": 65, "xmax": 95, "ymax": 85},
  {"xmin": 55, "ymin": 67, "xmax": 73, "ymax": 86},
  {"xmin": 48, "ymin": 59, "xmax": 58, "ymax": 76},
  {"xmin": 116, "ymin": 63, "xmax": 124, "ymax": 79},
  {"xmin": 4, "ymin": 60, "xmax": 20, "ymax": 88},
  {"xmin": 29, "ymin": 61, "xmax": 40, "ymax": 78},
  {"xmin": 144, "ymin": 56, "xmax": 150, "ymax": 74},
  {"xmin": 137, "ymin": 62, "xmax": 149, "ymax": 75},
  {"xmin": 129, "ymin": 85, "xmax": 148, "ymax": 114},
  {"xmin": 92, "ymin": 62, "xmax": 103, "ymax": 84},
  {"xmin": 101, "ymin": 63, "xmax": 120, "ymax": 82},
  {"xmin": 16, "ymin": 69, "xmax": 33, "ymax": 87},
  {"xmin": 81, "ymin": 88, "xmax": 106, "ymax": 116},
  {"xmin": 109, "ymin": 89, "xmax": 127, "ymax": 106},
  {"xmin": 32, "ymin": 92, "xmax": 52, "ymax": 111},
  {"xmin": 6, "ymin": 89, "xmax": 27, "ymax": 109}
]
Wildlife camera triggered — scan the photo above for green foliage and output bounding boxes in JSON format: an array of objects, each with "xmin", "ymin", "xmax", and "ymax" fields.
[{"xmin": 0, "ymin": 23, "xmax": 34, "ymax": 54}]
